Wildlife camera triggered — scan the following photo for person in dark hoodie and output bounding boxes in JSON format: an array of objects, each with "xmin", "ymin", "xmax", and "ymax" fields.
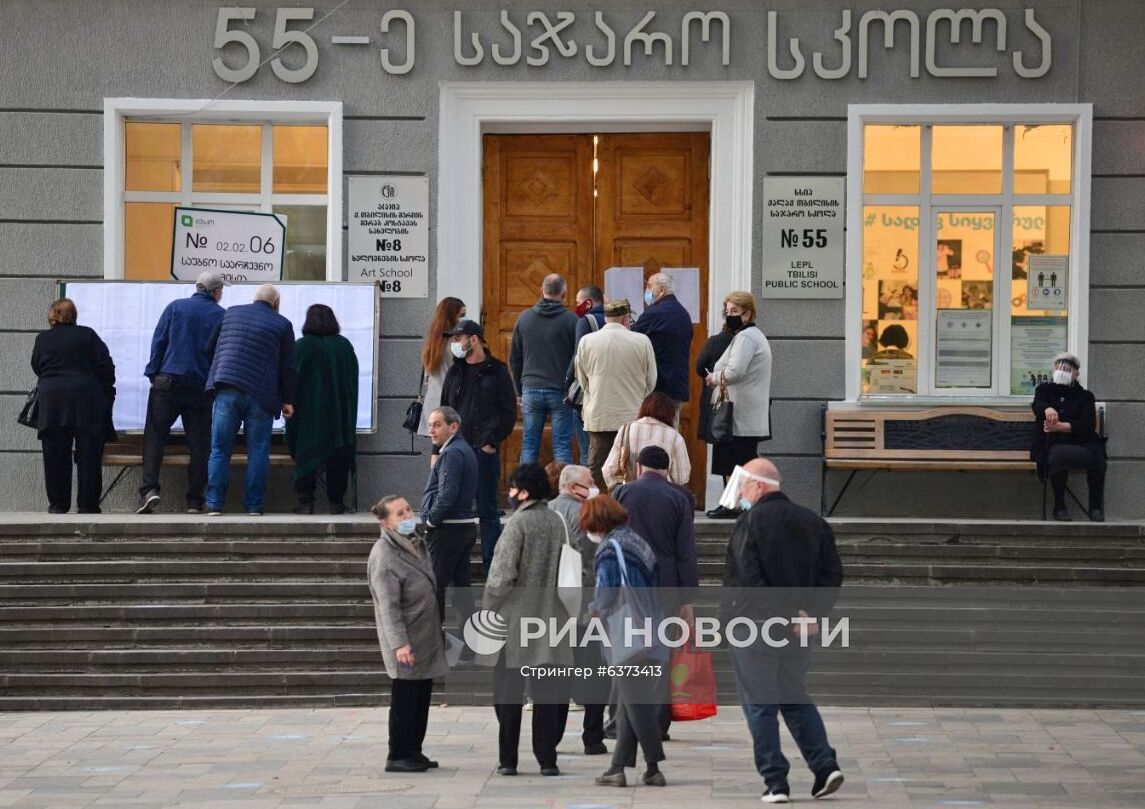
[
  {"xmin": 440, "ymin": 319, "xmax": 517, "ymax": 569},
  {"xmin": 509, "ymin": 273, "xmax": 578, "ymax": 465}
]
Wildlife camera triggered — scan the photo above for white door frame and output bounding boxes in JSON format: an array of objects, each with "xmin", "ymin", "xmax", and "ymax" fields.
[{"xmin": 436, "ymin": 81, "xmax": 755, "ymax": 329}]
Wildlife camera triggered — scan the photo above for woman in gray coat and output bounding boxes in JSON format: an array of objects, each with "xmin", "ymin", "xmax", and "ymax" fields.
[
  {"xmin": 481, "ymin": 463, "xmax": 575, "ymax": 777},
  {"xmin": 368, "ymin": 495, "xmax": 449, "ymax": 773}
]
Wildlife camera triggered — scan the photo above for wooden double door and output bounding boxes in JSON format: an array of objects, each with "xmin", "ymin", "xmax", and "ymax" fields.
[{"xmin": 482, "ymin": 132, "xmax": 711, "ymax": 500}]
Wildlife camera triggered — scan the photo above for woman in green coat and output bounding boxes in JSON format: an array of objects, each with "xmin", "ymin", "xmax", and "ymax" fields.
[{"xmin": 286, "ymin": 304, "xmax": 359, "ymax": 513}]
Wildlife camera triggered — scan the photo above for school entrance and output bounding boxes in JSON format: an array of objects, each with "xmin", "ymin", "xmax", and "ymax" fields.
[{"xmin": 481, "ymin": 132, "xmax": 711, "ymax": 500}]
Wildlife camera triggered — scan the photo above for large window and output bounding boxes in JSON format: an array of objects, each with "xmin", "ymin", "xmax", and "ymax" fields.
[
  {"xmin": 105, "ymin": 100, "xmax": 342, "ymax": 281},
  {"xmin": 847, "ymin": 106, "xmax": 1091, "ymax": 401}
]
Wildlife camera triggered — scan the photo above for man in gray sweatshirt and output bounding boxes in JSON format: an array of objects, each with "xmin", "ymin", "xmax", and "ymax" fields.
[{"xmin": 509, "ymin": 273, "xmax": 578, "ymax": 464}]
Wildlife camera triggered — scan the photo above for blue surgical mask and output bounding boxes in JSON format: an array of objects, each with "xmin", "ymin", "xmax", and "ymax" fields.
[
  {"xmin": 396, "ymin": 518, "xmax": 418, "ymax": 536},
  {"xmin": 644, "ymin": 290, "xmax": 655, "ymax": 306},
  {"xmin": 739, "ymin": 497, "xmax": 754, "ymax": 512}
]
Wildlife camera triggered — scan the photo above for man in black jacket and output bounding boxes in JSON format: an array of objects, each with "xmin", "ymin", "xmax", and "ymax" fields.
[
  {"xmin": 441, "ymin": 320, "xmax": 518, "ymax": 570},
  {"xmin": 632, "ymin": 273, "xmax": 693, "ymax": 424},
  {"xmin": 723, "ymin": 458, "xmax": 845, "ymax": 804}
]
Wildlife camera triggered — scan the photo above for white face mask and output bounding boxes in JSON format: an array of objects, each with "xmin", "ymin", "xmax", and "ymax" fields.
[
  {"xmin": 587, "ymin": 531, "xmax": 605, "ymax": 545},
  {"xmin": 450, "ymin": 340, "xmax": 468, "ymax": 359},
  {"xmin": 587, "ymin": 486, "xmax": 600, "ymax": 499},
  {"xmin": 1052, "ymin": 369, "xmax": 1073, "ymax": 385}
]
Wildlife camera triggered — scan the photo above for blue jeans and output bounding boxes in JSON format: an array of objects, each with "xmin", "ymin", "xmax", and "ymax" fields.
[
  {"xmin": 519, "ymin": 388, "xmax": 574, "ymax": 465},
  {"xmin": 206, "ymin": 387, "xmax": 273, "ymax": 513},
  {"xmin": 476, "ymin": 447, "xmax": 503, "ymax": 571},
  {"xmin": 572, "ymin": 409, "xmax": 589, "ymax": 462},
  {"xmin": 730, "ymin": 639, "xmax": 837, "ymax": 789}
]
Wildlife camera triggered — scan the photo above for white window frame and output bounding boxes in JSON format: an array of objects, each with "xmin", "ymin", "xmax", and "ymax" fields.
[
  {"xmin": 103, "ymin": 98, "xmax": 343, "ymax": 281},
  {"xmin": 844, "ymin": 103, "xmax": 1092, "ymax": 405}
]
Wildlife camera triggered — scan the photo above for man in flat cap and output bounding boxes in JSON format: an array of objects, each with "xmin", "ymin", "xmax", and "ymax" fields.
[
  {"xmin": 575, "ymin": 299, "xmax": 657, "ymax": 492},
  {"xmin": 1031, "ymin": 351, "xmax": 1107, "ymax": 521}
]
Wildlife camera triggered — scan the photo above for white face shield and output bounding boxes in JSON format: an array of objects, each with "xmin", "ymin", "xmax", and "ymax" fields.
[{"xmin": 718, "ymin": 465, "xmax": 781, "ymax": 510}]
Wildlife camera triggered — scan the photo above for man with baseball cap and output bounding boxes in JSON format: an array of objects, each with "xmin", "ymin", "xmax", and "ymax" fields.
[
  {"xmin": 440, "ymin": 318, "xmax": 518, "ymax": 568},
  {"xmin": 137, "ymin": 271, "xmax": 227, "ymax": 514},
  {"xmin": 1032, "ymin": 351, "xmax": 1107, "ymax": 521}
]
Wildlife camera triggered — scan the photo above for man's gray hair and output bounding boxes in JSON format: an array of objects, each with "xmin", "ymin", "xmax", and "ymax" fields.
[
  {"xmin": 432, "ymin": 406, "xmax": 462, "ymax": 426},
  {"xmin": 542, "ymin": 273, "xmax": 567, "ymax": 297},
  {"xmin": 558, "ymin": 464, "xmax": 591, "ymax": 493},
  {"xmin": 254, "ymin": 284, "xmax": 280, "ymax": 305},
  {"xmin": 650, "ymin": 273, "xmax": 674, "ymax": 293}
]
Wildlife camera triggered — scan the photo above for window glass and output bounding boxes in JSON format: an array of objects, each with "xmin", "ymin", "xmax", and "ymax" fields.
[
  {"xmin": 932, "ymin": 126, "xmax": 1003, "ymax": 195},
  {"xmin": 1014, "ymin": 124, "xmax": 1072, "ymax": 195},
  {"xmin": 273, "ymin": 125, "xmax": 328, "ymax": 194},
  {"xmin": 933, "ymin": 211, "xmax": 996, "ymax": 389},
  {"xmin": 862, "ymin": 206, "xmax": 919, "ymax": 395},
  {"xmin": 192, "ymin": 124, "xmax": 261, "ymax": 193},
  {"xmin": 863, "ymin": 125, "xmax": 920, "ymax": 195},
  {"xmin": 125, "ymin": 202, "xmax": 176, "ymax": 279},
  {"xmin": 1010, "ymin": 205, "xmax": 1070, "ymax": 395},
  {"xmin": 125, "ymin": 123, "xmax": 181, "ymax": 192},
  {"xmin": 275, "ymin": 205, "xmax": 327, "ymax": 280}
]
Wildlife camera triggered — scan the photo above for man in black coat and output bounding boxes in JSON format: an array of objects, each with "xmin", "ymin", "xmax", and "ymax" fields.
[
  {"xmin": 632, "ymin": 273, "xmax": 694, "ymax": 423},
  {"xmin": 723, "ymin": 458, "xmax": 845, "ymax": 804},
  {"xmin": 614, "ymin": 444, "xmax": 698, "ymax": 739},
  {"xmin": 440, "ymin": 320, "xmax": 517, "ymax": 570}
]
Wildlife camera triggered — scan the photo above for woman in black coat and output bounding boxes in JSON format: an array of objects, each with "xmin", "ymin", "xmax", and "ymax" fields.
[
  {"xmin": 31, "ymin": 298, "xmax": 116, "ymax": 513},
  {"xmin": 1031, "ymin": 351, "xmax": 1106, "ymax": 522}
]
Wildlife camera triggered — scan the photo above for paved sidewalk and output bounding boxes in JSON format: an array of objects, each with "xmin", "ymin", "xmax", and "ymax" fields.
[{"xmin": 1, "ymin": 706, "xmax": 1143, "ymax": 808}]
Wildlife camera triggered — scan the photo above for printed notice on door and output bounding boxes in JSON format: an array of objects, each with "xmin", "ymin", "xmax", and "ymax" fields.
[
  {"xmin": 349, "ymin": 176, "xmax": 428, "ymax": 297},
  {"xmin": 761, "ymin": 177, "xmax": 844, "ymax": 298}
]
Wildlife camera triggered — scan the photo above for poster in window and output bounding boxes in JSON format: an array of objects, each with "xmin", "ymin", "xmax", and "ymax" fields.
[
  {"xmin": 935, "ymin": 309, "xmax": 992, "ymax": 388},
  {"xmin": 1010, "ymin": 316, "xmax": 1068, "ymax": 395},
  {"xmin": 1027, "ymin": 255, "xmax": 1068, "ymax": 311}
]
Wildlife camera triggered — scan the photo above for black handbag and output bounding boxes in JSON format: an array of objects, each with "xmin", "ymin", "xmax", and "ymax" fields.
[
  {"xmin": 402, "ymin": 370, "xmax": 425, "ymax": 433},
  {"xmin": 17, "ymin": 386, "xmax": 39, "ymax": 429},
  {"xmin": 709, "ymin": 374, "xmax": 735, "ymax": 445}
]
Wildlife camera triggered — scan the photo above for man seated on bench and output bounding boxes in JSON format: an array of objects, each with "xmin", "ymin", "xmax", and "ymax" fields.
[{"xmin": 1031, "ymin": 352, "xmax": 1106, "ymax": 522}]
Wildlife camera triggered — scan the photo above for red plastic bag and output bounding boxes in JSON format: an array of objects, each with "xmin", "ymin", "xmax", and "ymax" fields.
[{"xmin": 669, "ymin": 641, "xmax": 717, "ymax": 721}]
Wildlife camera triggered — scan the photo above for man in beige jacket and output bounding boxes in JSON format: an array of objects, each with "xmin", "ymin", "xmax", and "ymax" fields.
[{"xmin": 575, "ymin": 299, "xmax": 657, "ymax": 491}]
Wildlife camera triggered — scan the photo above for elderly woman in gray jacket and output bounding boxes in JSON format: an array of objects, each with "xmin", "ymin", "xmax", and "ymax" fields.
[
  {"xmin": 368, "ymin": 495, "xmax": 449, "ymax": 774},
  {"xmin": 480, "ymin": 463, "xmax": 575, "ymax": 777}
]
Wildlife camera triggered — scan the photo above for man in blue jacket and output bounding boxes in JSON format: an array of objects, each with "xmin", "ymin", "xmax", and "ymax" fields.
[
  {"xmin": 632, "ymin": 273, "xmax": 694, "ymax": 425},
  {"xmin": 204, "ymin": 284, "xmax": 297, "ymax": 516},
  {"xmin": 421, "ymin": 406, "xmax": 479, "ymax": 626},
  {"xmin": 137, "ymin": 271, "xmax": 226, "ymax": 514}
]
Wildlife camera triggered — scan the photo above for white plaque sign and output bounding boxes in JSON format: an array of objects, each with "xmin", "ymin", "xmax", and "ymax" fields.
[
  {"xmin": 348, "ymin": 176, "xmax": 429, "ymax": 297},
  {"xmin": 761, "ymin": 177, "xmax": 844, "ymax": 298},
  {"xmin": 1027, "ymin": 255, "xmax": 1068, "ymax": 311},
  {"xmin": 171, "ymin": 207, "xmax": 285, "ymax": 283}
]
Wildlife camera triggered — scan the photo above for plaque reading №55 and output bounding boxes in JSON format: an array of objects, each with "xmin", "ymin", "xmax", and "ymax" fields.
[{"xmin": 761, "ymin": 177, "xmax": 844, "ymax": 298}]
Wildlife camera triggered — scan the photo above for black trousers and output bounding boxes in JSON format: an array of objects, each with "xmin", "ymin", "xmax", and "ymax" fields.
[
  {"xmin": 572, "ymin": 639, "xmax": 606, "ymax": 746},
  {"xmin": 493, "ymin": 662, "xmax": 571, "ymax": 769},
  {"xmin": 295, "ymin": 446, "xmax": 354, "ymax": 506},
  {"xmin": 1048, "ymin": 444, "xmax": 1106, "ymax": 511},
  {"xmin": 139, "ymin": 382, "xmax": 212, "ymax": 507},
  {"xmin": 388, "ymin": 678, "xmax": 434, "ymax": 761},
  {"xmin": 41, "ymin": 427, "xmax": 105, "ymax": 513},
  {"xmin": 425, "ymin": 523, "xmax": 478, "ymax": 628},
  {"xmin": 611, "ymin": 675, "xmax": 666, "ymax": 770}
]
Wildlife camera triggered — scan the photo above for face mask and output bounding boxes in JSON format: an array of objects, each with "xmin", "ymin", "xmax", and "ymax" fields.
[
  {"xmin": 587, "ymin": 486, "xmax": 600, "ymax": 499},
  {"xmin": 644, "ymin": 290, "xmax": 655, "ymax": 306},
  {"xmin": 575, "ymin": 300, "xmax": 593, "ymax": 317},
  {"xmin": 396, "ymin": 518, "xmax": 418, "ymax": 536},
  {"xmin": 739, "ymin": 497, "xmax": 754, "ymax": 512},
  {"xmin": 450, "ymin": 340, "xmax": 469, "ymax": 359},
  {"xmin": 587, "ymin": 531, "xmax": 604, "ymax": 545},
  {"xmin": 508, "ymin": 495, "xmax": 520, "ymax": 510},
  {"xmin": 725, "ymin": 314, "xmax": 744, "ymax": 331},
  {"xmin": 1051, "ymin": 369, "xmax": 1073, "ymax": 385}
]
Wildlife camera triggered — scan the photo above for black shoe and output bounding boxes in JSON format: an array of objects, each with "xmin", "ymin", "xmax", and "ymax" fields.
[
  {"xmin": 705, "ymin": 505, "xmax": 740, "ymax": 519},
  {"xmin": 761, "ymin": 785, "xmax": 791, "ymax": 803},
  {"xmin": 495, "ymin": 765, "xmax": 517, "ymax": 776},
  {"xmin": 1052, "ymin": 506, "xmax": 1070, "ymax": 521},
  {"xmin": 583, "ymin": 742, "xmax": 608, "ymax": 755},
  {"xmin": 186, "ymin": 503, "xmax": 205, "ymax": 514},
  {"xmin": 1090, "ymin": 509, "xmax": 1105, "ymax": 523},
  {"xmin": 136, "ymin": 490, "xmax": 160, "ymax": 514},
  {"xmin": 329, "ymin": 503, "xmax": 347, "ymax": 515},
  {"xmin": 661, "ymin": 733, "xmax": 671, "ymax": 742},
  {"xmin": 540, "ymin": 765, "xmax": 560, "ymax": 776},
  {"xmin": 292, "ymin": 502, "xmax": 314, "ymax": 515},
  {"xmin": 811, "ymin": 768, "xmax": 844, "ymax": 799},
  {"xmin": 642, "ymin": 768, "xmax": 666, "ymax": 786},
  {"xmin": 414, "ymin": 753, "xmax": 438, "ymax": 768},
  {"xmin": 48, "ymin": 506, "xmax": 68, "ymax": 514},
  {"xmin": 385, "ymin": 758, "xmax": 428, "ymax": 773}
]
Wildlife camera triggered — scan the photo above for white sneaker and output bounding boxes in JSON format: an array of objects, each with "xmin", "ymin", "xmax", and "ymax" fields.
[
  {"xmin": 206, "ymin": 511, "xmax": 222, "ymax": 517},
  {"xmin": 761, "ymin": 786, "xmax": 791, "ymax": 803}
]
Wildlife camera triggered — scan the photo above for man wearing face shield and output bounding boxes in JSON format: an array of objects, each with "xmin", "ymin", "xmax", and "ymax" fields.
[
  {"xmin": 1031, "ymin": 352, "xmax": 1107, "ymax": 522},
  {"xmin": 721, "ymin": 458, "xmax": 845, "ymax": 804}
]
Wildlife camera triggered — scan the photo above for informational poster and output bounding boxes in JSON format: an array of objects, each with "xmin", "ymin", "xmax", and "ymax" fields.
[
  {"xmin": 761, "ymin": 177, "xmax": 844, "ymax": 298},
  {"xmin": 1027, "ymin": 255, "xmax": 1068, "ymax": 311},
  {"xmin": 603, "ymin": 267, "xmax": 646, "ymax": 317},
  {"xmin": 935, "ymin": 309, "xmax": 993, "ymax": 388},
  {"xmin": 348, "ymin": 176, "xmax": 429, "ymax": 297},
  {"xmin": 171, "ymin": 207, "xmax": 285, "ymax": 283},
  {"xmin": 868, "ymin": 359, "xmax": 917, "ymax": 394},
  {"xmin": 1010, "ymin": 316, "xmax": 1068, "ymax": 395},
  {"xmin": 662, "ymin": 267, "xmax": 701, "ymax": 323}
]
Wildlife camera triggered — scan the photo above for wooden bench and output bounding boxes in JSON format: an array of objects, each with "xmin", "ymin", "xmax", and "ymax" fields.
[{"xmin": 820, "ymin": 404, "xmax": 1107, "ymax": 518}]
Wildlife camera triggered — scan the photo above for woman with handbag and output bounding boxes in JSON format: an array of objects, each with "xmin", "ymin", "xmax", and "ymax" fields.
[
  {"xmin": 31, "ymin": 298, "xmax": 116, "ymax": 513},
  {"xmin": 705, "ymin": 291, "xmax": 772, "ymax": 519},
  {"xmin": 601, "ymin": 392, "xmax": 691, "ymax": 492},
  {"xmin": 415, "ymin": 297, "xmax": 466, "ymax": 436},
  {"xmin": 583, "ymin": 495, "xmax": 669, "ymax": 788}
]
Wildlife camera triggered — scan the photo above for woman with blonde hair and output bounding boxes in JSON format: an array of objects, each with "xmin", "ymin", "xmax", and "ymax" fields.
[
  {"xmin": 31, "ymin": 298, "xmax": 117, "ymax": 513},
  {"xmin": 602, "ymin": 392, "xmax": 690, "ymax": 492},
  {"xmin": 704, "ymin": 291, "xmax": 772, "ymax": 518},
  {"xmin": 417, "ymin": 297, "xmax": 466, "ymax": 436}
]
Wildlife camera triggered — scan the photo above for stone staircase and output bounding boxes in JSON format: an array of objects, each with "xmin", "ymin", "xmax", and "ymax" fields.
[{"xmin": 1, "ymin": 517, "xmax": 1144, "ymax": 710}]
